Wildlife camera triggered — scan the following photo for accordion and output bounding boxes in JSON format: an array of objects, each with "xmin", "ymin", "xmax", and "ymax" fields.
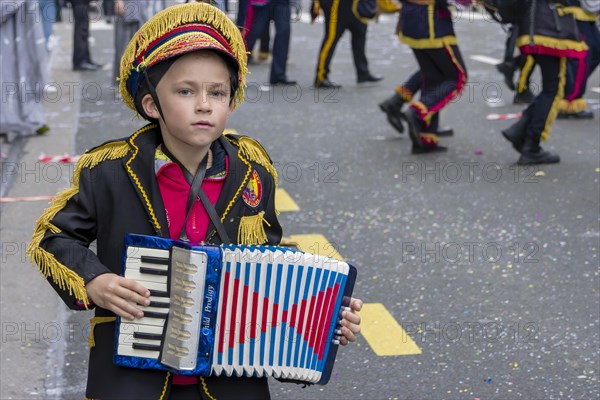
[{"xmin": 114, "ymin": 234, "xmax": 357, "ymax": 385}]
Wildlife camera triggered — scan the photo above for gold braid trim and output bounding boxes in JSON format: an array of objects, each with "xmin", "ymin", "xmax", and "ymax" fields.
[
  {"xmin": 159, "ymin": 372, "xmax": 171, "ymax": 400},
  {"xmin": 199, "ymin": 377, "xmax": 218, "ymax": 400},
  {"xmin": 541, "ymin": 57, "xmax": 567, "ymax": 142},
  {"xmin": 238, "ymin": 211, "xmax": 271, "ymax": 245},
  {"xmin": 87, "ymin": 316, "xmax": 116, "ymax": 348},
  {"xmin": 516, "ymin": 35, "xmax": 588, "ymax": 52},
  {"xmin": 232, "ymin": 136, "xmax": 278, "ymax": 187},
  {"xmin": 119, "ymin": 2, "xmax": 248, "ymax": 112},
  {"xmin": 126, "ymin": 125, "xmax": 163, "ymax": 232},
  {"xmin": 317, "ymin": 0, "xmax": 340, "ymax": 82},
  {"xmin": 559, "ymin": 98, "xmax": 587, "ymax": 114},
  {"xmin": 26, "ymin": 141, "xmax": 132, "ymax": 306},
  {"xmin": 518, "ymin": 55, "xmax": 535, "ymax": 93}
]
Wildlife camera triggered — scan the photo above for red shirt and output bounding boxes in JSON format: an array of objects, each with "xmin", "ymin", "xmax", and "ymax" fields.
[{"xmin": 154, "ymin": 146, "xmax": 227, "ymax": 384}]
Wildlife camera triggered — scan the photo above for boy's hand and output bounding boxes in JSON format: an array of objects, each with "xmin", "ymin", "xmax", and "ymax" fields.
[
  {"xmin": 85, "ymin": 273, "xmax": 151, "ymax": 320},
  {"xmin": 339, "ymin": 297, "xmax": 363, "ymax": 345}
]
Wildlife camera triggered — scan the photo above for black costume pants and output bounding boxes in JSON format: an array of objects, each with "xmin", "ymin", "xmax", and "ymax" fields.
[
  {"xmin": 410, "ymin": 45, "xmax": 467, "ymax": 131},
  {"xmin": 315, "ymin": 0, "xmax": 369, "ymax": 83},
  {"xmin": 69, "ymin": 0, "xmax": 92, "ymax": 67},
  {"xmin": 245, "ymin": 0, "xmax": 291, "ymax": 83},
  {"xmin": 523, "ymin": 54, "xmax": 566, "ymax": 143}
]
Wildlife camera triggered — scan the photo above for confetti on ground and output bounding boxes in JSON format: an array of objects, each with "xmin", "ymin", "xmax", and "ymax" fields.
[
  {"xmin": 474, "ymin": 150, "xmax": 484, "ymax": 156},
  {"xmin": 535, "ymin": 171, "xmax": 546, "ymax": 177}
]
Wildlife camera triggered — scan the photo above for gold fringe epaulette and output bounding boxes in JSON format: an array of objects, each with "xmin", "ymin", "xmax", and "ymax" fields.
[
  {"xmin": 26, "ymin": 141, "xmax": 131, "ymax": 306},
  {"xmin": 238, "ymin": 211, "xmax": 271, "ymax": 245},
  {"xmin": 227, "ymin": 135, "xmax": 278, "ymax": 186}
]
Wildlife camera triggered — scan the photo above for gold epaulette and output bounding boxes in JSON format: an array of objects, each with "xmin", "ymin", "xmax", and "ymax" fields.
[
  {"xmin": 26, "ymin": 140, "xmax": 131, "ymax": 307},
  {"xmin": 225, "ymin": 134, "xmax": 278, "ymax": 186}
]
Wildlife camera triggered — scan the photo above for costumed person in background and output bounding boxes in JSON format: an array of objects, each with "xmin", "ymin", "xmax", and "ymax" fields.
[
  {"xmin": 500, "ymin": 0, "xmax": 588, "ymax": 164},
  {"xmin": 379, "ymin": 70, "xmax": 455, "ymax": 137},
  {"xmin": 0, "ymin": 0, "xmax": 49, "ymax": 142},
  {"xmin": 244, "ymin": 0, "xmax": 296, "ymax": 85},
  {"xmin": 68, "ymin": 0, "xmax": 102, "ymax": 70},
  {"xmin": 112, "ymin": 0, "xmax": 166, "ymax": 83},
  {"xmin": 312, "ymin": 0, "xmax": 383, "ymax": 88},
  {"xmin": 384, "ymin": 0, "xmax": 467, "ymax": 153},
  {"xmin": 557, "ymin": 0, "xmax": 599, "ymax": 119},
  {"xmin": 495, "ymin": 24, "xmax": 537, "ymax": 104},
  {"xmin": 237, "ymin": 0, "xmax": 272, "ymax": 63},
  {"xmin": 27, "ymin": 2, "xmax": 363, "ymax": 398},
  {"xmin": 102, "ymin": 0, "xmax": 114, "ymax": 23}
]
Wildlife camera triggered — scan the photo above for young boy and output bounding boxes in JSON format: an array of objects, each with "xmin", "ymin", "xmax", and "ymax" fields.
[{"xmin": 27, "ymin": 2, "xmax": 362, "ymax": 399}]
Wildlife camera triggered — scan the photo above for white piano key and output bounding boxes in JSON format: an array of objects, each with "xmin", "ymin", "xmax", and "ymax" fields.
[
  {"xmin": 125, "ymin": 257, "xmax": 169, "ymax": 273},
  {"xmin": 117, "ymin": 343, "xmax": 160, "ymax": 359},
  {"xmin": 118, "ymin": 333, "xmax": 161, "ymax": 347},
  {"xmin": 126, "ymin": 246, "xmax": 169, "ymax": 259},
  {"xmin": 124, "ymin": 268, "xmax": 168, "ymax": 285}
]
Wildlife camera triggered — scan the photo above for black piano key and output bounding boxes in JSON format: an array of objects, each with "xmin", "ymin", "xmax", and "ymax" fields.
[
  {"xmin": 148, "ymin": 300, "xmax": 170, "ymax": 308},
  {"xmin": 141, "ymin": 255, "xmax": 170, "ymax": 265},
  {"xmin": 132, "ymin": 343, "xmax": 162, "ymax": 352},
  {"xmin": 149, "ymin": 289, "xmax": 169, "ymax": 298},
  {"xmin": 133, "ymin": 332, "xmax": 163, "ymax": 341},
  {"xmin": 143, "ymin": 311, "xmax": 168, "ymax": 319},
  {"xmin": 139, "ymin": 266, "xmax": 169, "ymax": 276}
]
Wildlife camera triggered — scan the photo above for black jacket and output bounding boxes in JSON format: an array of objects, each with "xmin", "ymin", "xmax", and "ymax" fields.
[
  {"xmin": 516, "ymin": 0, "xmax": 588, "ymax": 56},
  {"xmin": 28, "ymin": 124, "xmax": 282, "ymax": 399}
]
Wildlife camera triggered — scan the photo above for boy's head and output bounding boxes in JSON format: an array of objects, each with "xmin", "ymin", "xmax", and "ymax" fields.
[{"xmin": 118, "ymin": 1, "xmax": 248, "ymax": 120}]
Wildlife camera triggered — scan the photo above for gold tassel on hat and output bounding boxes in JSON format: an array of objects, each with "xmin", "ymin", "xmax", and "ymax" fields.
[{"xmin": 238, "ymin": 211, "xmax": 271, "ymax": 245}]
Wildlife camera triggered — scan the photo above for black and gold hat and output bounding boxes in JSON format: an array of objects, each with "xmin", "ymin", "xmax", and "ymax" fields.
[{"xmin": 119, "ymin": 1, "xmax": 248, "ymax": 113}]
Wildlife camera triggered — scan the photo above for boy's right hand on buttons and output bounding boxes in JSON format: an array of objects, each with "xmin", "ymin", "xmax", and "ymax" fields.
[{"xmin": 85, "ymin": 273, "xmax": 151, "ymax": 320}]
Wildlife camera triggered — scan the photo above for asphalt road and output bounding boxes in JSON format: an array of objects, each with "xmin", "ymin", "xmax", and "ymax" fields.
[{"xmin": 1, "ymin": 3, "xmax": 599, "ymax": 399}]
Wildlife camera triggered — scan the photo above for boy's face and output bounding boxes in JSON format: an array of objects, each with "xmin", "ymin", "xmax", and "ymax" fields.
[{"xmin": 143, "ymin": 51, "xmax": 234, "ymax": 153}]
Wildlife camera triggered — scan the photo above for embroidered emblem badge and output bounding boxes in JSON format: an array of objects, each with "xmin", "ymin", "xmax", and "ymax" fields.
[{"xmin": 242, "ymin": 170, "xmax": 262, "ymax": 208}]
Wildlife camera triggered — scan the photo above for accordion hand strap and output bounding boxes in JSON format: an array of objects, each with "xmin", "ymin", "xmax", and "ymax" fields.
[{"xmin": 161, "ymin": 145, "xmax": 231, "ymax": 244}]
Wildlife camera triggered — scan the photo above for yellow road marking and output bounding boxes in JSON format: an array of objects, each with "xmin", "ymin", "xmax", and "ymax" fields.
[
  {"xmin": 360, "ymin": 303, "xmax": 422, "ymax": 356},
  {"xmin": 286, "ymin": 234, "xmax": 344, "ymax": 261},
  {"xmin": 275, "ymin": 189, "xmax": 300, "ymax": 212}
]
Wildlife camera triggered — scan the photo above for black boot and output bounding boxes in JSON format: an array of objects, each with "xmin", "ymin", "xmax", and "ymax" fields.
[
  {"xmin": 502, "ymin": 111, "xmax": 531, "ymax": 153},
  {"xmin": 517, "ymin": 138, "xmax": 560, "ymax": 165},
  {"xmin": 379, "ymin": 94, "xmax": 405, "ymax": 134},
  {"xmin": 406, "ymin": 109, "xmax": 447, "ymax": 154}
]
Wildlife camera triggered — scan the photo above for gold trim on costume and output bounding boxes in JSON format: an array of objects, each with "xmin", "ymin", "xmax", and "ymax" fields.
[
  {"xmin": 26, "ymin": 141, "xmax": 132, "ymax": 306},
  {"xmin": 200, "ymin": 376, "xmax": 218, "ymax": 400},
  {"xmin": 88, "ymin": 317, "xmax": 116, "ymax": 348},
  {"xmin": 559, "ymin": 98, "xmax": 588, "ymax": 114},
  {"xmin": 317, "ymin": 0, "xmax": 340, "ymax": 83},
  {"xmin": 560, "ymin": 6, "xmax": 598, "ymax": 22},
  {"xmin": 398, "ymin": 34, "xmax": 457, "ymax": 49},
  {"xmin": 516, "ymin": 35, "xmax": 589, "ymax": 53},
  {"xmin": 541, "ymin": 57, "xmax": 567, "ymax": 142},
  {"xmin": 238, "ymin": 211, "xmax": 271, "ymax": 245},
  {"xmin": 125, "ymin": 125, "xmax": 163, "ymax": 232},
  {"xmin": 518, "ymin": 55, "xmax": 535, "ymax": 93},
  {"xmin": 158, "ymin": 372, "xmax": 171, "ymax": 400},
  {"xmin": 234, "ymin": 136, "xmax": 278, "ymax": 187}
]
